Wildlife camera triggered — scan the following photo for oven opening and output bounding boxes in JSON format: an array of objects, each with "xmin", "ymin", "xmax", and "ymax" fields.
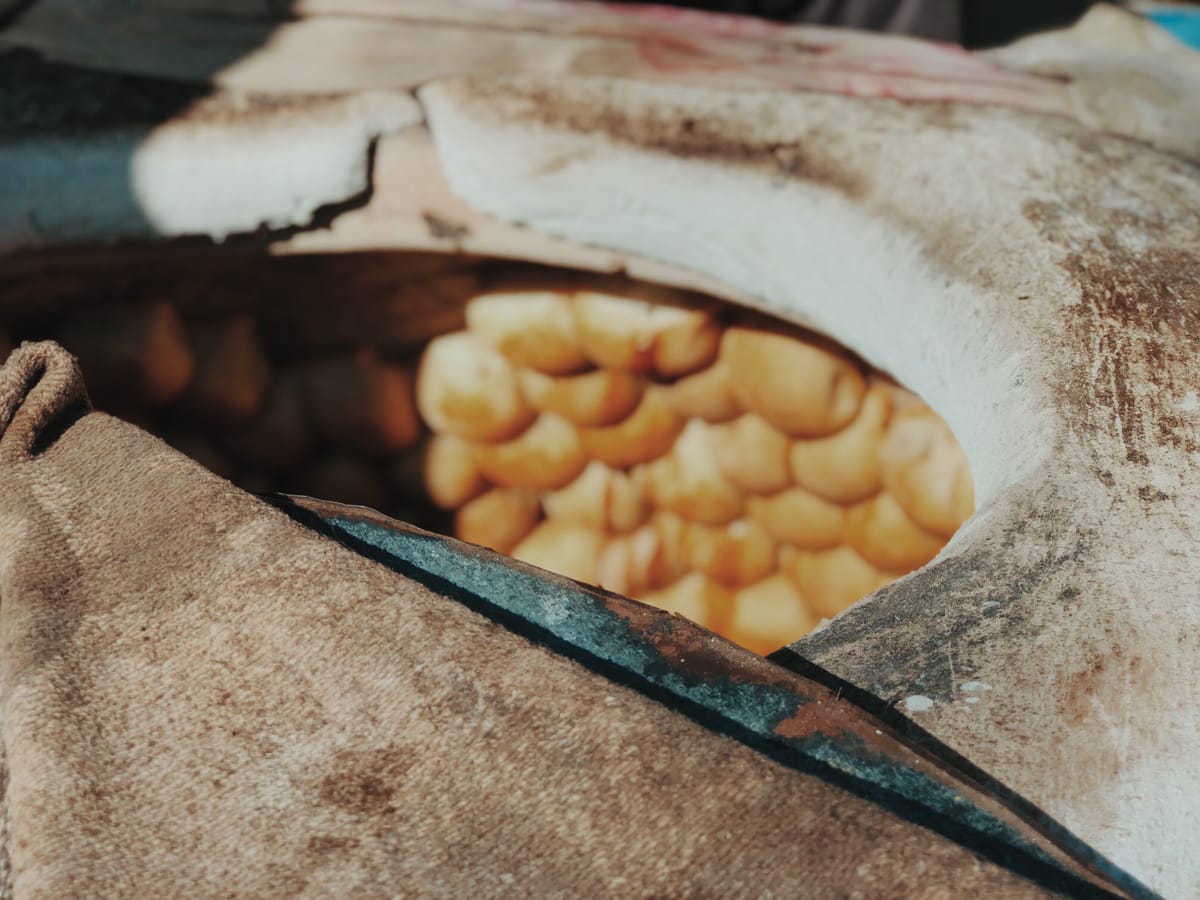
[{"xmin": 1, "ymin": 247, "xmax": 973, "ymax": 656}]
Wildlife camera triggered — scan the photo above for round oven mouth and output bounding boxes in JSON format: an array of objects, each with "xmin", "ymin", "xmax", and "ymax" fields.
[{"xmin": 0, "ymin": 245, "xmax": 974, "ymax": 657}]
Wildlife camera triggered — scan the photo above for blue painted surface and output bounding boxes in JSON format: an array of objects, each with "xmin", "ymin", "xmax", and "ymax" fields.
[{"xmin": 1147, "ymin": 9, "xmax": 1200, "ymax": 49}]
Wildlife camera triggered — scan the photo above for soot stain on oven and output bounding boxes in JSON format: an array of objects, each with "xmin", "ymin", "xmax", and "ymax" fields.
[
  {"xmin": 459, "ymin": 79, "xmax": 869, "ymax": 200},
  {"xmin": 1019, "ymin": 135, "xmax": 1200, "ymax": 463}
]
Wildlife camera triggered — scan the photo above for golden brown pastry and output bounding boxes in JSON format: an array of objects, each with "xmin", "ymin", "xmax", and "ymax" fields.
[
  {"xmin": 519, "ymin": 367, "xmax": 645, "ymax": 428},
  {"xmin": 455, "ymin": 488, "xmax": 541, "ymax": 554},
  {"xmin": 683, "ymin": 519, "xmax": 778, "ymax": 588},
  {"xmin": 573, "ymin": 292, "xmax": 719, "ymax": 376},
  {"xmin": 650, "ymin": 308, "xmax": 722, "ymax": 378},
  {"xmin": 789, "ymin": 381, "xmax": 890, "ymax": 504},
  {"xmin": 304, "ymin": 348, "xmax": 422, "ymax": 456},
  {"xmin": 465, "ymin": 290, "xmax": 589, "ymax": 375},
  {"xmin": 645, "ymin": 511, "xmax": 692, "ymax": 590},
  {"xmin": 843, "ymin": 492, "xmax": 947, "ymax": 574},
  {"xmin": 472, "ymin": 413, "xmax": 587, "ymax": 491},
  {"xmin": 642, "ymin": 419, "xmax": 745, "ymax": 525},
  {"xmin": 726, "ymin": 575, "xmax": 817, "ymax": 657},
  {"xmin": 709, "ymin": 413, "xmax": 792, "ymax": 495},
  {"xmin": 594, "ymin": 525, "xmax": 663, "ymax": 596},
  {"xmin": 781, "ymin": 545, "xmax": 894, "ymax": 620},
  {"xmin": 221, "ymin": 367, "xmax": 312, "ymax": 472},
  {"xmin": 637, "ymin": 573, "xmax": 733, "ymax": 634},
  {"xmin": 722, "ymin": 325, "xmax": 865, "ymax": 438},
  {"xmin": 663, "ymin": 357, "xmax": 742, "ymax": 423},
  {"xmin": 423, "ymin": 433, "xmax": 487, "ymax": 509},
  {"xmin": 182, "ymin": 314, "xmax": 271, "ymax": 426},
  {"xmin": 542, "ymin": 460, "xmax": 649, "ymax": 534},
  {"xmin": 577, "ymin": 387, "xmax": 684, "ymax": 468},
  {"xmin": 880, "ymin": 405, "xmax": 975, "ymax": 538},
  {"xmin": 745, "ymin": 486, "xmax": 845, "ymax": 551},
  {"xmin": 512, "ymin": 520, "xmax": 607, "ymax": 584},
  {"xmin": 59, "ymin": 301, "xmax": 195, "ymax": 409},
  {"xmin": 417, "ymin": 332, "xmax": 535, "ymax": 443}
]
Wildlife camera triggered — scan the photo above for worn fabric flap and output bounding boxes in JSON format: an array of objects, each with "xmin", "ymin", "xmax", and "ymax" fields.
[{"xmin": 0, "ymin": 341, "xmax": 1061, "ymax": 897}]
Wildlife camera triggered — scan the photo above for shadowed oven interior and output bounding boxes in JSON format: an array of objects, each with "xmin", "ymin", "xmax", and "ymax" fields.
[{"xmin": 0, "ymin": 245, "xmax": 973, "ymax": 656}]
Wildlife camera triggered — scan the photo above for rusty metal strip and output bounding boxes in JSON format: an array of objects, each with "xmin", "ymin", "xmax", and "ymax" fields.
[{"xmin": 280, "ymin": 494, "xmax": 1155, "ymax": 899}]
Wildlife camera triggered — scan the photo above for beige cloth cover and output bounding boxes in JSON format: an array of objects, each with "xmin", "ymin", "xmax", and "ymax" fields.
[{"xmin": 0, "ymin": 340, "xmax": 1060, "ymax": 895}]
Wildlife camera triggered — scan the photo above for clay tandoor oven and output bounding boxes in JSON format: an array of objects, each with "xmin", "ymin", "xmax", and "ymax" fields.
[{"xmin": 2, "ymin": 2, "xmax": 1199, "ymax": 897}]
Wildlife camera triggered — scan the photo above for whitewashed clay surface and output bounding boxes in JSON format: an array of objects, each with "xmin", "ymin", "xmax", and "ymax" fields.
[{"xmin": 1, "ymin": 0, "xmax": 1197, "ymax": 252}]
